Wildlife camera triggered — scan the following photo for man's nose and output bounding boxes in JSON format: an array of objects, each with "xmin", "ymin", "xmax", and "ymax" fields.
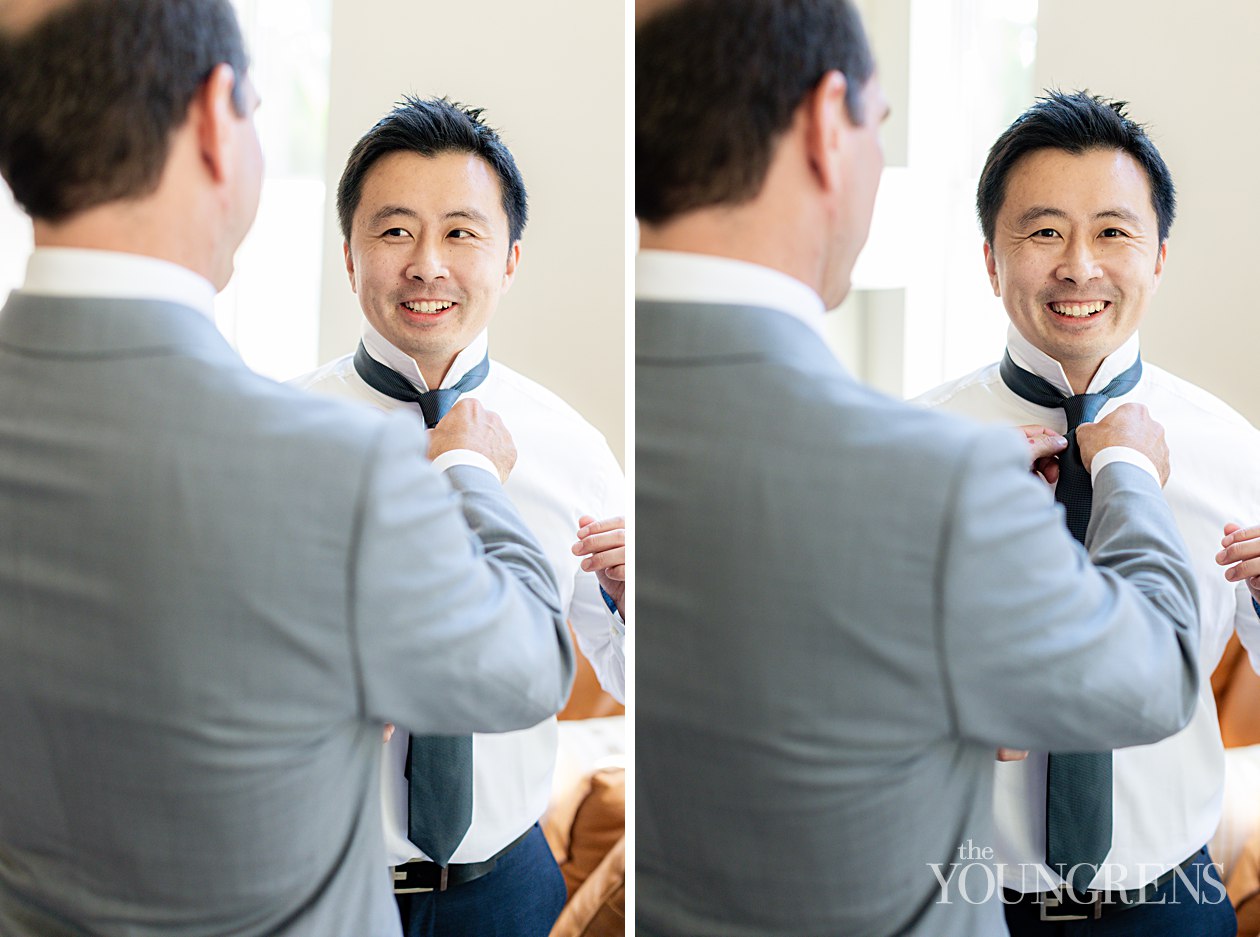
[
  {"xmin": 1055, "ymin": 236, "xmax": 1102, "ymax": 285},
  {"xmin": 406, "ymin": 239, "xmax": 448, "ymax": 282}
]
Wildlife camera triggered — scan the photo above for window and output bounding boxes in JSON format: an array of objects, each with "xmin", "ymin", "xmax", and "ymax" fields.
[
  {"xmin": 218, "ymin": 0, "xmax": 332, "ymax": 380},
  {"xmin": 828, "ymin": 0, "xmax": 1039, "ymax": 398}
]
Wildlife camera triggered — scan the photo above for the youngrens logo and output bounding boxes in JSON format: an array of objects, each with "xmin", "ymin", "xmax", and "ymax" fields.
[{"xmin": 927, "ymin": 840, "xmax": 1229, "ymax": 906}]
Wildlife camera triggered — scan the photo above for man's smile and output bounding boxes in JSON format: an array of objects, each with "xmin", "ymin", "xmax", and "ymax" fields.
[
  {"xmin": 400, "ymin": 299, "xmax": 458, "ymax": 317},
  {"xmin": 1046, "ymin": 299, "xmax": 1111, "ymax": 319}
]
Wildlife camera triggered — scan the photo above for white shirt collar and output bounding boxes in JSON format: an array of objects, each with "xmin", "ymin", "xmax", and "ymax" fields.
[
  {"xmin": 1006, "ymin": 324, "xmax": 1142, "ymax": 397},
  {"xmin": 360, "ymin": 320, "xmax": 490, "ymax": 392},
  {"xmin": 635, "ymin": 249, "xmax": 826, "ymax": 338},
  {"xmin": 20, "ymin": 247, "xmax": 216, "ymax": 320}
]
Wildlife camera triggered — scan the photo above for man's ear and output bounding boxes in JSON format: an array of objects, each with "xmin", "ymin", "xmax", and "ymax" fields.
[
  {"xmin": 343, "ymin": 241, "xmax": 357, "ymax": 293},
  {"xmin": 803, "ymin": 70, "xmax": 849, "ymax": 195},
  {"xmin": 1154, "ymin": 240, "xmax": 1167, "ymax": 282},
  {"xmin": 194, "ymin": 63, "xmax": 242, "ymax": 185},
  {"xmin": 500, "ymin": 241, "xmax": 521, "ymax": 293},
  {"xmin": 983, "ymin": 241, "xmax": 1001, "ymax": 297}
]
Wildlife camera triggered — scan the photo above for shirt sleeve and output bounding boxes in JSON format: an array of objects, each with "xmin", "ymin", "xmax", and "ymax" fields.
[
  {"xmin": 1234, "ymin": 572, "xmax": 1260, "ymax": 674},
  {"xmin": 1089, "ymin": 445, "xmax": 1159, "ymax": 484},
  {"xmin": 565, "ymin": 440, "xmax": 626, "ymax": 703},
  {"xmin": 430, "ymin": 448, "xmax": 499, "ymax": 479}
]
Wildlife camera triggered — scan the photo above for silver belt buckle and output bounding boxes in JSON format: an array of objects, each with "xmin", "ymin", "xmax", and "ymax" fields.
[
  {"xmin": 392, "ymin": 865, "xmax": 439, "ymax": 895},
  {"xmin": 1039, "ymin": 886, "xmax": 1099, "ymax": 922}
]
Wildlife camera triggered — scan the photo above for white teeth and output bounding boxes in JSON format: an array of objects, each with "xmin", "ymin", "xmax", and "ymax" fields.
[
  {"xmin": 1049, "ymin": 301, "xmax": 1106, "ymax": 318},
  {"xmin": 404, "ymin": 301, "xmax": 454, "ymax": 314}
]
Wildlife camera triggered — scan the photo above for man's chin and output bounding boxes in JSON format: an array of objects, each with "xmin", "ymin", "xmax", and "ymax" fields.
[
  {"xmin": 212, "ymin": 262, "xmax": 235, "ymax": 294},
  {"xmin": 820, "ymin": 275, "xmax": 852, "ymax": 313}
]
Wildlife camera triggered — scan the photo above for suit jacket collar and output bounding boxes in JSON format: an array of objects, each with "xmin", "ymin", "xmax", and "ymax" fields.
[
  {"xmin": 636, "ymin": 249, "xmax": 826, "ymax": 339},
  {"xmin": 0, "ymin": 292, "xmax": 240, "ymax": 363},
  {"xmin": 21, "ymin": 248, "xmax": 216, "ymax": 319},
  {"xmin": 636, "ymin": 298, "xmax": 848, "ymax": 379}
]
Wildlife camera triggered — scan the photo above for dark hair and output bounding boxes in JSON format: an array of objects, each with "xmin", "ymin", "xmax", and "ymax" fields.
[
  {"xmin": 0, "ymin": 0, "xmax": 249, "ymax": 222},
  {"xmin": 977, "ymin": 90, "xmax": 1177, "ymax": 245},
  {"xmin": 636, "ymin": 0, "xmax": 874, "ymax": 225},
  {"xmin": 336, "ymin": 96, "xmax": 528, "ymax": 247}
]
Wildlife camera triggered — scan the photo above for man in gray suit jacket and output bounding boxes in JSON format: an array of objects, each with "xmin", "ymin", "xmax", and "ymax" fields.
[
  {"xmin": 636, "ymin": 1, "xmax": 1201, "ymax": 935},
  {"xmin": 0, "ymin": 2, "xmax": 573, "ymax": 936}
]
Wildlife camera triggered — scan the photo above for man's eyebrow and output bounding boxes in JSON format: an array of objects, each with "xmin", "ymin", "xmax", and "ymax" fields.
[
  {"xmin": 1014, "ymin": 206, "xmax": 1068, "ymax": 228},
  {"xmin": 1095, "ymin": 208, "xmax": 1143, "ymax": 226},
  {"xmin": 364, "ymin": 206, "xmax": 495, "ymax": 228},
  {"xmin": 367, "ymin": 205, "xmax": 418, "ymax": 228},
  {"xmin": 445, "ymin": 208, "xmax": 492, "ymax": 227},
  {"xmin": 1013, "ymin": 206, "xmax": 1146, "ymax": 229}
]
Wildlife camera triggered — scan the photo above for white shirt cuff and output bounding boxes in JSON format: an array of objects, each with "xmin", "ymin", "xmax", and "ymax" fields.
[
  {"xmin": 430, "ymin": 448, "xmax": 499, "ymax": 479},
  {"xmin": 607, "ymin": 602, "xmax": 626, "ymax": 630},
  {"xmin": 1089, "ymin": 446, "xmax": 1160, "ymax": 486}
]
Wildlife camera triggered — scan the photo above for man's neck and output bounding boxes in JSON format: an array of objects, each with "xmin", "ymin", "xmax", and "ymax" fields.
[
  {"xmin": 639, "ymin": 195, "xmax": 829, "ymax": 302},
  {"xmin": 417, "ymin": 358, "xmax": 452, "ymax": 391},
  {"xmin": 1063, "ymin": 361, "xmax": 1102, "ymax": 396},
  {"xmin": 32, "ymin": 185, "xmax": 220, "ymax": 288}
]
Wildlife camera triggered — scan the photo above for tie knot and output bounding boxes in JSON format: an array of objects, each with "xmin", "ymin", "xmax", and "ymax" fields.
[
  {"xmin": 417, "ymin": 388, "xmax": 461, "ymax": 429},
  {"xmin": 352, "ymin": 342, "xmax": 492, "ymax": 429},
  {"xmin": 1062, "ymin": 393, "xmax": 1108, "ymax": 431}
]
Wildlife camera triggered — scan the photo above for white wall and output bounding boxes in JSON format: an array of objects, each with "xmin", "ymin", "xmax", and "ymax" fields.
[
  {"xmin": 319, "ymin": 0, "xmax": 625, "ymax": 463},
  {"xmin": 1036, "ymin": 0, "xmax": 1260, "ymax": 423}
]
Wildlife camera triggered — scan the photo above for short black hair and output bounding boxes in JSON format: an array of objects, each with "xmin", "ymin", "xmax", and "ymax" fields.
[
  {"xmin": 336, "ymin": 96, "xmax": 528, "ymax": 248},
  {"xmin": 636, "ymin": 0, "xmax": 875, "ymax": 225},
  {"xmin": 0, "ymin": 0, "xmax": 249, "ymax": 222},
  {"xmin": 977, "ymin": 90, "xmax": 1176, "ymax": 245}
]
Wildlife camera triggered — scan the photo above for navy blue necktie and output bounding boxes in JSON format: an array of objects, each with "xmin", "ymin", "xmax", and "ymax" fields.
[
  {"xmin": 353, "ymin": 341, "xmax": 490, "ymax": 429},
  {"xmin": 999, "ymin": 351, "xmax": 1143, "ymax": 896},
  {"xmin": 353, "ymin": 341, "xmax": 490, "ymax": 866}
]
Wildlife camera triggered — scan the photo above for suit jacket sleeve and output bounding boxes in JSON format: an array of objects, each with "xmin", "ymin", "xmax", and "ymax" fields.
[
  {"xmin": 348, "ymin": 413, "xmax": 574, "ymax": 735},
  {"xmin": 939, "ymin": 427, "xmax": 1200, "ymax": 752}
]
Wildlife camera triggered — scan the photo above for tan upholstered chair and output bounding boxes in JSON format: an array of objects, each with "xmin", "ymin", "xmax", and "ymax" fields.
[
  {"xmin": 545, "ymin": 623, "xmax": 626, "ymax": 936},
  {"xmin": 1212, "ymin": 633, "xmax": 1260, "ymax": 933}
]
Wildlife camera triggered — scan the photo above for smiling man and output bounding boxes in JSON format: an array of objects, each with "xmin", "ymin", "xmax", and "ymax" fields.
[
  {"xmin": 292, "ymin": 97, "xmax": 624, "ymax": 937},
  {"xmin": 919, "ymin": 91, "xmax": 1260, "ymax": 936}
]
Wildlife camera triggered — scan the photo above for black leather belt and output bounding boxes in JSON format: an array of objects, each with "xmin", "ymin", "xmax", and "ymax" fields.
[
  {"xmin": 1003, "ymin": 849, "xmax": 1202, "ymax": 922},
  {"xmin": 392, "ymin": 826, "xmax": 533, "ymax": 894}
]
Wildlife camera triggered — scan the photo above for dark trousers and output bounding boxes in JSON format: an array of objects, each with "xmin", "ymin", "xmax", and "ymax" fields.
[
  {"xmin": 1003, "ymin": 846, "xmax": 1237, "ymax": 936},
  {"xmin": 395, "ymin": 823, "xmax": 567, "ymax": 937}
]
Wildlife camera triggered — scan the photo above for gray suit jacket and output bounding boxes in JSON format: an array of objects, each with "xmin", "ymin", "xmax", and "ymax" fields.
[
  {"xmin": 635, "ymin": 300, "xmax": 1200, "ymax": 937},
  {"xmin": 0, "ymin": 293, "xmax": 574, "ymax": 936}
]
